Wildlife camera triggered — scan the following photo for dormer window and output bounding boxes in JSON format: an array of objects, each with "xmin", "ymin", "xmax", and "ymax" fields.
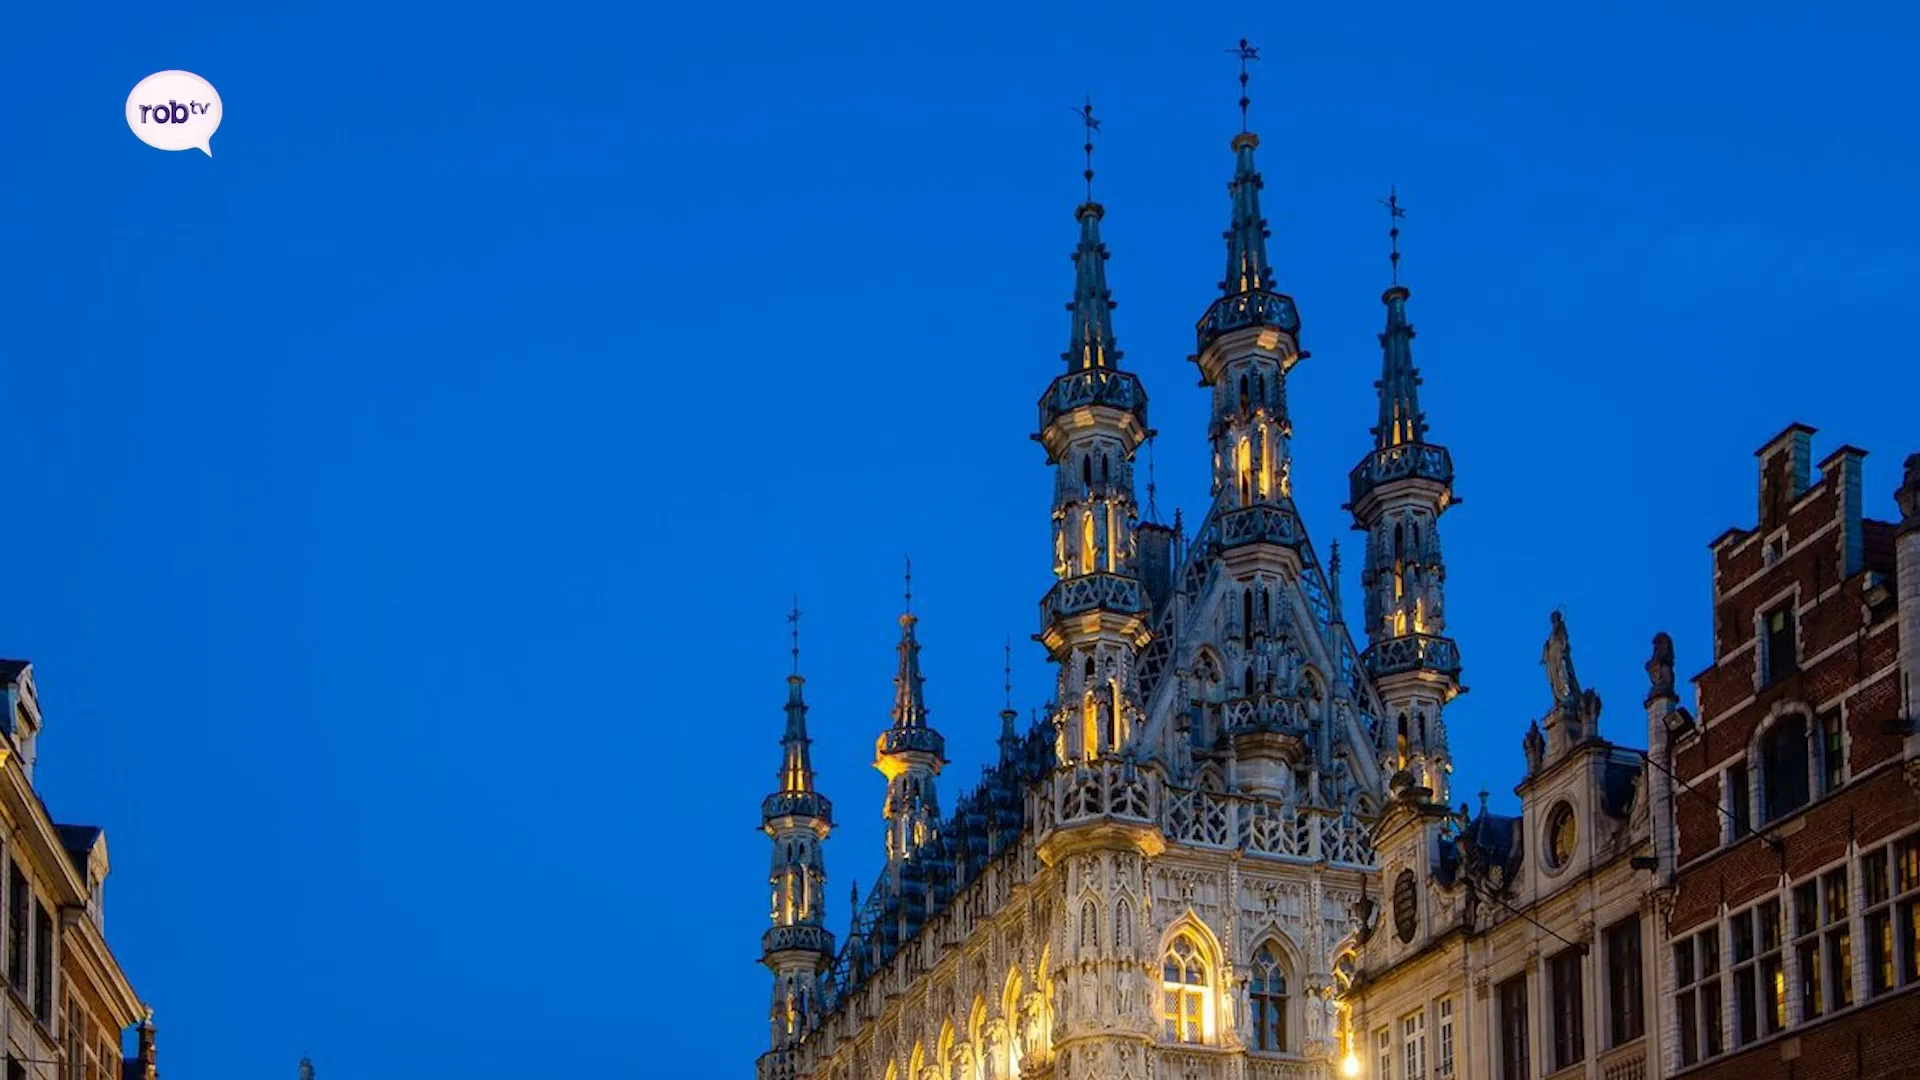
[{"xmin": 1762, "ymin": 604, "xmax": 1798, "ymax": 687}]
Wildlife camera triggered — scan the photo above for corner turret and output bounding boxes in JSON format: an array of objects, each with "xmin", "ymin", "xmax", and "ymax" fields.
[
  {"xmin": 1036, "ymin": 102, "xmax": 1152, "ymax": 766},
  {"xmin": 760, "ymin": 605, "xmax": 834, "ymax": 1062},
  {"xmin": 1347, "ymin": 194, "xmax": 1462, "ymax": 801}
]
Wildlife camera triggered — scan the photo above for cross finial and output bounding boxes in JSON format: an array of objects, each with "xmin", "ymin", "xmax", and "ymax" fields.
[
  {"xmin": 1228, "ymin": 38, "xmax": 1261, "ymax": 132},
  {"xmin": 1072, "ymin": 97, "xmax": 1101, "ymax": 203},
  {"xmin": 903, "ymin": 556, "xmax": 913, "ymax": 613},
  {"xmin": 1004, "ymin": 638, "xmax": 1014, "ymax": 710},
  {"xmin": 1146, "ymin": 435, "xmax": 1160, "ymax": 520},
  {"xmin": 1380, "ymin": 186, "xmax": 1407, "ymax": 285},
  {"xmin": 787, "ymin": 596, "xmax": 803, "ymax": 675}
]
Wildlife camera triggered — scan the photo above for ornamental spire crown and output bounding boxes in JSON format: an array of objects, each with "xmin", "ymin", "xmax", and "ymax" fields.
[
  {"xmin": 1065, "ymin": 202, "xmax": 1121, "ymax": 372},
  {"xmin": 878, "ymin": 560, "xmax": 946, "ymax": 761},
  {"xmin": 1222, "ymin": 132, "xmax": 1274, "ymax": 298},
  {"xmin": 1374, "ymin": 283, "xmax": 1427, "ymax": 450}
]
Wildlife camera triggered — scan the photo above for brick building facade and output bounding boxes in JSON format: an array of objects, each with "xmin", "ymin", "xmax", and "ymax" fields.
[{"xmin": 1648, "ymin": 426, "xmax": 1920, "ymax": 1080}]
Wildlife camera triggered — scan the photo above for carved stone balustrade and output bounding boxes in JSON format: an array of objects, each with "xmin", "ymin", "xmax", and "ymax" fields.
[
  {"xmin": 1222, "ymin": 694, "xmax": 1309, "ymax": 735},
  {"xmin": 1244, "ymin": 1058, "xmax": 1316, "ymax": 1080},
  {"xmin": 761, "ymin": 924, "xmax": 836, "ymax": 957},
  {"xmin": 1361, "ymin": 633, "xmax": 1461, "ymax": 681},
  {"xmin": 1218, "ymin": 505, "xmax": 1303, "ymax": 552},
  {"xmin": 1348, "ymin": 442, "xmax": 1454, "ymax": 507},
  {"xmin": 1195, "ymin": 289, "xmax": 1300, "ymax": 349},
  {"xmin": 1161, "ymin": 785, "xmax": 1377, "ymax": 868},
  {"xmin": 1040, "ymin": 573, "xmax": 1144, "ymax": 624}
]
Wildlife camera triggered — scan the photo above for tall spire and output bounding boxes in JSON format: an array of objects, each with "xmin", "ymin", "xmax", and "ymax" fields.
[
  {"xmin": 1196, "ymin": 38, "xmax": 1300, "ymax": 360},
  {"xmin": 1373, "ymin": 189, "xmax": 1427, "ymax": 450},
  {"xmin": 760, "ymin": 604, "xmax": 835, "ymax": 1059},
  {"xmin": 1219, "ymin": 39, "xmax": 1275, "ymax": 300},
  {"xmin": 1036, "ymin": 101, "xmax": 1151, "ymax": 766},
  {"xmin": 876, "ymin": 560, "xmax": 945, "ymax": 867},
  {"xmin": 1348, "ymin": 188, "xmax": 1462, "ymax": 803},
  {"xmin": 891, "ymin": 559, "xmax": 931, "ymax": 730},
  {"xmin": 779, "ymin": 600, "xmax": 817, "ymax": 793},
  {"xmin": 1064, "ymin": 99, "xmax": 1120, "ymax": 372},
  {"xmin": 999, "ymin": 639, "xmax": 1020, "ymax": 760},
  {"xmin": 1222, "ymin": 131, "xmax": 1273, "ymax": 298}
]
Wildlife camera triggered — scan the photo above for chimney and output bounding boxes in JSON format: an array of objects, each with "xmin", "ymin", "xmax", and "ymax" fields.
[{"xmin": 1757, "ymin": 424, "xmax": 1816, "ymax": 532}]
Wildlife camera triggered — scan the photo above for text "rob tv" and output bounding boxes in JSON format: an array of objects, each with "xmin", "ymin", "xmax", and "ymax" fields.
[{"xmin": 136, "ymin": 100, "xmax": 213, "ymax": 124}]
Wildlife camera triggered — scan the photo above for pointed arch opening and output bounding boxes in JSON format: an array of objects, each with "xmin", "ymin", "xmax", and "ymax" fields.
[
  {"xmin": 1161, "ymin": 931, "xmax": 1212, "ymax": 1044},
  {"xmin": 1249, "ymin": 941, "xmax": 1293, "ymax": 1052},
  {"xmin": 1002, "ymin": 968, "xmax": 1026, "ymax": 1077},
  {"xmin": 937, "ymin": 1019, "xmax": 955, "ymax": 1067},
  {"xmin": 1079, "ymin": 509, "xmax": 1096, "ymax": 575}
]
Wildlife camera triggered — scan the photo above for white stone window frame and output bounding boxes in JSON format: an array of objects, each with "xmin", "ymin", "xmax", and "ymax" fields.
[
  {"xmin": 1752, "ymin": 583, "xmax": 1802, "ymax": 693},
  {"xmin": 1747, "ymin": 699, "xmax": 1825, "ymax": 831}
]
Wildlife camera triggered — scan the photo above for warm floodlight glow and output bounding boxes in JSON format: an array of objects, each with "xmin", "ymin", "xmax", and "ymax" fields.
[{"xmin": 1342, "ymin": 1050, "xmax": 1361, "ymax": 1077}]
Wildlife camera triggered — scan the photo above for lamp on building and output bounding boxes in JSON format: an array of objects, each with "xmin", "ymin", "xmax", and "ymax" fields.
[{"xmin": 1339, "ymin": 1005, "xmax": 1361, "ymax": 1077}]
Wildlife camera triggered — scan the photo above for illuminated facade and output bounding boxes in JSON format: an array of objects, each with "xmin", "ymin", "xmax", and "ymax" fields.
[
  {"xmin": 748, "ymin": 77, "xmax": 1920, "ymax": 1080},
  {"xmin": 0, "ymin": 661, "xmax": 158, "ymax": 1080},
  {"xmin": 755, "ymin": 89, "xmax": 1459, "ymax": 1080},
  {"xmin": 1343, "ymin": 618, "xmax": 1659, "ymax": 1080}
]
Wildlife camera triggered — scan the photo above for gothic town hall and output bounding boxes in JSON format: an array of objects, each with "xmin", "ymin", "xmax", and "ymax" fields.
[{"xmin": 749, "ymin": 75, "xmax": 1920, "ymax": 1080}]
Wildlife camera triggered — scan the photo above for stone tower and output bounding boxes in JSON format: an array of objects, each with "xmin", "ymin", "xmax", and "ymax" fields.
[
  {"xmin": 1346, "ymin": 231, "xmax": 1463, "ymax": 803},
  {"xmin": 758, "ymin": 615, "xmax": 835, "ymax": 1080},
  {"xmin": 1032, "ymin": 123, "xmax": 1166, "ymax": 1080},
  {"xmin": 1036, "ymin": 173, "xmax": 1152, "ymax": 766}
]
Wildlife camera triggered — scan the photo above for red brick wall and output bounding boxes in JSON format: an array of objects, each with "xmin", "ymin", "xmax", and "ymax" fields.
[
  {"xmin": 1675, "ymin": 986, "xmax": 1920, "ymax": 1080},
  {"xmin": 1671, "ymin": 761, "xmax": 1915, "ymax": 936}
]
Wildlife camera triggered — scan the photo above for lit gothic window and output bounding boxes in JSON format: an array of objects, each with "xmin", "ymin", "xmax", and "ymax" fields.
[{"xmin": 1163, "ymin": 935, "xmax": 1209, "ymax": 1043}]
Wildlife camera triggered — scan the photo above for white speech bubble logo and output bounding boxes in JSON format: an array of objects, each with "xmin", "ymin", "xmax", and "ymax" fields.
[{"xmin": 125, "ymin": 71, "xmax": 222, "ymax": 157}]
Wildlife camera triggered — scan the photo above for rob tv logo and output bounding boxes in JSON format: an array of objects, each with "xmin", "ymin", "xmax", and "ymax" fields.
[{"xmin": 124, "ymin": 70, "xmax": 222, "ymax": 156}]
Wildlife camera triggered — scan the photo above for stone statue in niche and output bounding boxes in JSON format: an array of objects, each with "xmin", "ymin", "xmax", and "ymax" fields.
[{"xmin": 1647, "ymin": 632, "xmax": 1676, "ymax": 700}]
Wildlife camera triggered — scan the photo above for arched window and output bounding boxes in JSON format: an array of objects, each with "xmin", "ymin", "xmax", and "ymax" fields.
[
  {"xmin": 1761, "ymin": 713, "xmax": 1811, "ymax": 823},
  {"xmin": 1162, "ymin": 935, "xmax": 1209, "ymax": 1043},
  {"xmin": 1250, "ymin": 944, "xmax": 1289, "ymax": 1051}
]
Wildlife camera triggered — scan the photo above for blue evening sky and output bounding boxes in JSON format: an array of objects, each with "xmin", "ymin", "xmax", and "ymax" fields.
[{"xmin": 1, "ymin": 1, "xmax": 1913, "ymax": 1076}]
